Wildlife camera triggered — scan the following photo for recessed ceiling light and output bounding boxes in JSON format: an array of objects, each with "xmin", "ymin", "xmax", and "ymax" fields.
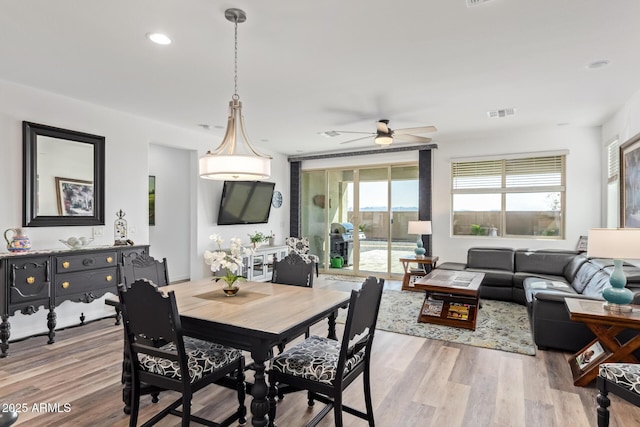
[
  {"xmin": 586, "ymin": 60, "xmax": 610, "ymax": 70},
  {"xmin": 146, "ymin": 32, "xmax": 172, "ymax": 45}
]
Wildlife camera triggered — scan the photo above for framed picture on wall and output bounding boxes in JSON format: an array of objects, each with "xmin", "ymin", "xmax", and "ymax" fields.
[
  {"xmin": 149, "ymin": 175, "xmax": 156, "ymax": 226},
  {"xmin": 620, "ymin": 133, "xmax": 640, "ymax": 228},
  {"xmin": 55, "ymin": 177, "xmax": 94, "ymax": 216}
]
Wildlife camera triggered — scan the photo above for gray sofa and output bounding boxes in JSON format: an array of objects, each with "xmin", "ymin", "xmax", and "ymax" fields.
[{"xmin": 438, "ymin": 247, "xmax": 640, "ymax": 352}]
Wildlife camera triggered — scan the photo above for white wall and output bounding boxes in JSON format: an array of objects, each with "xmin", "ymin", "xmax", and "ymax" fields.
[
  {"xmin": 301, "ymin": 127, "xmax": 603, "ymax": 266},
  {"xmin": 0, "ymin": 79, "xmax": 289, "ymax": 339}
]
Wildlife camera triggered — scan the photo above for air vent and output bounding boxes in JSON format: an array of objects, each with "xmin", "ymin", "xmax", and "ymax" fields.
[
  {"xmin": 467, "ymin": 0, "xmax": 497, "ymax": 7},
  {"xmin": 318, "ymin": 131, "xmax": 341, "ymax": 138},
  {"xmin": 487, "ymin": 108, "xmax": 516, "ymax": 118}
]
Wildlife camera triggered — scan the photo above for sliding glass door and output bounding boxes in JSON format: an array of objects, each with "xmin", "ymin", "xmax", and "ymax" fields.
[{"xmin": 302, "ymin": 163, "xmax": 418, "ymax": 278}]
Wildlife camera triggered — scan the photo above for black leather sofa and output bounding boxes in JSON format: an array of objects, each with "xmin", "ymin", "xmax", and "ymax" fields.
[{"xmin": 438, "ymin": 247, "xmax": 640, "ymax": 352}]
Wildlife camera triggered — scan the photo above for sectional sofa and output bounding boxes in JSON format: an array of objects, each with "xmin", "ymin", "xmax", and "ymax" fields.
[{"xmin": 438, "ymin": 247, "xmax": 640, "ymax": 352}]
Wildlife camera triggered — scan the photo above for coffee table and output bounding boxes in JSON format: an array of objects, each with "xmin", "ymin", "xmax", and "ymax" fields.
[{"xmin": 413, "ymin": 269, "xmax": 484, "ymax": 330}]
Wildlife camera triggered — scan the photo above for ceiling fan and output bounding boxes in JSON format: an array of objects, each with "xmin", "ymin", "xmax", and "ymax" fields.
[{"xmin": 334, "ymin": 119, "xmax": 437, "ymax": 146}]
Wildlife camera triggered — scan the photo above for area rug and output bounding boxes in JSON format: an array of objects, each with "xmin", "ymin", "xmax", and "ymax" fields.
[{"xmin": 338, "ymin": 289, "xmax": 536, "ymax": 356}]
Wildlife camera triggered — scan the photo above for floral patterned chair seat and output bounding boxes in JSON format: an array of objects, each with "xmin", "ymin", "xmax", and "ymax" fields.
[
  {"xmin": 597, "ymin": 363, "xmax": 640, "ymax": 427},
  {"xmin": 139, "ymin": 337, "xmax": 243, "ymax": 383}
]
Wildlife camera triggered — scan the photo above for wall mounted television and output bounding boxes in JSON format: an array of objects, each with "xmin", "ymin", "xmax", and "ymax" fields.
[{"xmin": 217, "ymin": 180, "xmax": 275, "ymax": 225}]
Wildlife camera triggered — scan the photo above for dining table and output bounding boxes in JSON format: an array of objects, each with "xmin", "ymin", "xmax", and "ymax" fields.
[{"xmin": 106, "ymin": 277, "xmax": 351, "ymax": 427}]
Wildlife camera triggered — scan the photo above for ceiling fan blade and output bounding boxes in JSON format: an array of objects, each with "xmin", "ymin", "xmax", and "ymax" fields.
[
  {"xmin": 394, "ymin": 134, "xmax": 432, "ymax": 143},
  {"xmin": 394, "ymin": 126, "xmax": 437, "ymax": 135},
  {"xmin": 339, "ymin": 135, "xmax": 374, "ymax": 145},
  {"xmin": 331, "ymin": 130, "xmax": 376, "ymax": 135},
  {"xmin": 376, "ymin": 120, "xmax": 390, "ymax": 134}
]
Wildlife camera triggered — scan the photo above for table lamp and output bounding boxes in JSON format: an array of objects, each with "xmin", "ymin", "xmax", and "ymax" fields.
[
  {"xmin": 587, "ymin": 228, "xmax": 640, "ymax": 312},
  {"xmin": 408, "ymin": 220, "xmax": 432, "ymax": 258}
]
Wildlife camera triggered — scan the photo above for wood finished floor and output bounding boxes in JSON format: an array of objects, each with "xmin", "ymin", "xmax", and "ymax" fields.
[{"xmin": 2, "ymin": 279, "xmax": 640, "ymax": 426}]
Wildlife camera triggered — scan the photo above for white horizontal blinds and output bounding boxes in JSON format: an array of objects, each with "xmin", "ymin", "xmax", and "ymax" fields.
[
  {"xmin": 505, "ymin": 155, "xmax": 565, "ymax": 191},
  {"xmin": 607, "ymin": 139, "xmax": 619, "ymax": 182},
  {"xmin": 452, "ymin": 155, "xmax": 565, "ymax": 193},
  {"xmin": 452, "ymin": 159, "xmax": 502, "ymax": 190}
]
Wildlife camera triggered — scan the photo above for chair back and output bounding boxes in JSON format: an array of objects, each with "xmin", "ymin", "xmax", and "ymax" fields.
[
  {"xmin": 120, "ymin": 253, "xmax": 169, "ymax": 287},
  {"xmin": 272, "ymin": 253, "xmax": 315, "ymax": 287},
  {"xmin": 118, "ymin": 279, "xmax": 189, "ymax": 389},
  {"xmin": 285, "ymin": 237, "xmax": 314, "ymax": 262},
  {"xmin": 337, "ymin": 276, "xmax": 384, "ymax": 381}
]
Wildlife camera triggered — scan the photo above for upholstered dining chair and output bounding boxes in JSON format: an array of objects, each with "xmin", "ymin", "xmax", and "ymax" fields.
[
  {"xmin": 597, "ymin": 363, "xmax": 640, "ymax": 427},
  {"xmin": 268, "ymin": 276, "xmax": 384, "ymax": 427},
  {"xmin": 119, "ymin": 279, "xmax": 246, "ymax": 427},
  {"xmin": 285, "ymin": 236, "xmax": 320, "ymax": 277}
]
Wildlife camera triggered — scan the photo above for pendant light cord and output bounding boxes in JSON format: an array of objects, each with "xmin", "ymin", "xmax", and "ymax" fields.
[{"xmin": 233, "ymin": 16, "xmax": 239, "ymax": 100}]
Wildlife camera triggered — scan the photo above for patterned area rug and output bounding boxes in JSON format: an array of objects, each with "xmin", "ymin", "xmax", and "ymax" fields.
[{"xmin": 339, "ymin": 289, "xmax": 536, "ymax": 356}]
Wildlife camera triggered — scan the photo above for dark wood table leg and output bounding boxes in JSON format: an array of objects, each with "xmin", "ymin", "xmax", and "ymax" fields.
[
  {"xmin": 327, "ymin": 310, "xmax": 338, "ymax": 340},
  {"xmin": 0, "ymin": 314, "xmax": 10, "ymax": 357},
  {"xmin": 47, "ymin": 306, "xmax": 56, "ymax": 344},
  {"xmin": 250, "ymin": 352, "xmax": 271, "ymax": 427}
]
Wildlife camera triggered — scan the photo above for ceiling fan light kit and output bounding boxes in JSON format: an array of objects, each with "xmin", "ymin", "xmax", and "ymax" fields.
[
  {"xmin": 335, "ymin": 119, "xmax": 436, "ymax": 146},
  {"xmin": 199, "ymin": 8, "xmax": 271, "ymax": 181}
]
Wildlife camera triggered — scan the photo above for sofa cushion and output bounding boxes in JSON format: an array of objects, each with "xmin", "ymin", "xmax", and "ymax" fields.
[
  {"xmin": 465, "ymin": 268, "xmax": 514, "ymax": 287},
  {"xmin": 581, "ymin": 270, "xmax": 612, "ymax": 299},
  {"xmin": 523, "ymin": 278, "xmax": 576, "ymax": 306},
  {"xmin": 514, "ymin": 249, "xmax": 579, "ymax": 276},
  {"xmin": 563, "ymin": 254, "xmax": 589, "ymax": 283},
  {"xmin": 514, "ymin": 273, "xmax": 567, "ymax": 291},
  {"xmin": 571, "ymin": 261, "xmax": 601, "ymax": 294},
  {"xmin": 467, "ymin": 247, "xmax": 514, "ymax": 271}
]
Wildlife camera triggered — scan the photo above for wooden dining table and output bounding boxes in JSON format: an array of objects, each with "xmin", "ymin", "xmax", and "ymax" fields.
[{"xmin": 107, "ymin": 278, "xmax": 351, "ymax": 427}]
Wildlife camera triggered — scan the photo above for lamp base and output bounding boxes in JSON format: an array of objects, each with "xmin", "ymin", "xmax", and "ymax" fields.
[{"xmin": 603, "ymin": 301, "xmax": 633, "ymax": 313}]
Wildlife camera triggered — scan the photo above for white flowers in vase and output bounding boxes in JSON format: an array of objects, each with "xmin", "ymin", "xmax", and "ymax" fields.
[{"xmin": 204, "ymin": 234, "xmax": 253, "ymax": 288}]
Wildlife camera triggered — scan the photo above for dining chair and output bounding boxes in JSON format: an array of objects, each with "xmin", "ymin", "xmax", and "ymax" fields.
[
  {"xmin": 268, "ymin": 276, "xmax": 384, "ymax": 427},
  {"xmin": 119, "ymin": 278, "xmax": 247, "ymax": 427},
  {"xmin": 285, "ymin": 236, "xmax": 320, "ymax": 277},
  {"xmin": 119, "ymin": 253, "xmax": 169, "ymax": 287},
  {"xmin": 596, "ymin": 363, "xmax": 640, "ymax": 427},
  {"xmin": 272, "ymin": 252, "xmax": 315, "ymax": 288}
]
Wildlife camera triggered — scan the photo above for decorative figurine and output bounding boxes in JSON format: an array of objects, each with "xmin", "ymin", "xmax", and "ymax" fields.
[{"xmin": 114, "ymin": 210, "xmax": 129, "ymax": 246}]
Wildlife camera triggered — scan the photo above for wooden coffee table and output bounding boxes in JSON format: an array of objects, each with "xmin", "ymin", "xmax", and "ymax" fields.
[
  {"xmin": 413, "ymin": 269, "xmax": 484, "ymax": 330},
  {"xmin": 565, "ymin": 298, "xmax": 640, "ymax": 386}
]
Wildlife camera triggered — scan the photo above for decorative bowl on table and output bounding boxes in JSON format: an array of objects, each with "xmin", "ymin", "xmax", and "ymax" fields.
[{"xmin": 59, "ymin": 237, "xmax": 94, "ymax": 249}]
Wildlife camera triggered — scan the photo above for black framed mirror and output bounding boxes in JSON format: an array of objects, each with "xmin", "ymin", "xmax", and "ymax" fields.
[{"xmin": 23, "ymin": 121, "xmax": 105, "ymax": 227}]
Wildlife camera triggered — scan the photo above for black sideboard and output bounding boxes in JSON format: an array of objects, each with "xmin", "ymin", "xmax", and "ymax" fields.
[{"xmin": 0, "ymin": 244, "xmax": 148, "ymax": 357}]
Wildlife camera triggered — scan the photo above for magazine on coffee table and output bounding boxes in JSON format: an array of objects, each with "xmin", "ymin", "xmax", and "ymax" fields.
[
  {"xmin": 421, "ymin": 298, "xmax": 444, "ymax": 317},
  {"xmin": 576, "ymin": 341, "xmax": 605, "ymax": 371}
]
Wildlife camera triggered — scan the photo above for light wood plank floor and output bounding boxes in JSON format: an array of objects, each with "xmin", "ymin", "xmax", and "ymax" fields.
[{"xmin": 2, "ymin": 278, "xmax": 640, "ymax": 426}]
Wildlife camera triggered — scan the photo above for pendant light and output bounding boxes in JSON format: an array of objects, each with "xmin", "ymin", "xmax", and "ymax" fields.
[{"xmin": 199, "ymin": 8, "xmax": 271, "ymax": 180}]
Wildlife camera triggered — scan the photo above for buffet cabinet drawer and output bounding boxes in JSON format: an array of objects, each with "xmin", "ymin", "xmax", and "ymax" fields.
[
  {"xmin": 56, "ymin": 251, "xmax": 118, "ymax": 273},
  {"xmin": 8, "ymin": 256, "xmax": 51, "ymax": 304},
  {"xmin": 55, "ymin": 267, "xmax": 118, "ymax": 297}
]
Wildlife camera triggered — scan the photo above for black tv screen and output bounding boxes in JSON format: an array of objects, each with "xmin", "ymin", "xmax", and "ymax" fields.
[{"xmin": 217, "ymin": 181, "xmax": 275, "ymax": 225}]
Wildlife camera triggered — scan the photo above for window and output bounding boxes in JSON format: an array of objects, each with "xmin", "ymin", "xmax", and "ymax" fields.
[
  {"xmin": 451, "ymin": 154, "xmax": 565, "ymax": 238},
  {"xmin": 606, "ymin": 139, "xmax": 619, "ymax": 227}
]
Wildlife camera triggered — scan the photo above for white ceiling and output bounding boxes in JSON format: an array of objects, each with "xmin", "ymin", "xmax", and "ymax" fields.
[{"xmin": 1, "ymin": 0, "xmax": 639, "ymax": 156}]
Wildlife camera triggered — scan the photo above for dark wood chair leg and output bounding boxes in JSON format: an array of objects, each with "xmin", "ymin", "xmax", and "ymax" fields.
[
  {"xmin": 597, "ymin": 390, "xmax": 610, "ymax": 427},
  {"xmin": 363, "ymin": 365, "xmax": 375, "ymax": 426}
]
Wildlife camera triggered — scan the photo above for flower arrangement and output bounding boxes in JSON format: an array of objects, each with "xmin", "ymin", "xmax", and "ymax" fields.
[
  {"xmin": 248, "ymin": 231, "xmax": 269, "ymax": 248},
  {"xmin": 204, "ymin": 234, "xmax": 252, "ymax": 288}
]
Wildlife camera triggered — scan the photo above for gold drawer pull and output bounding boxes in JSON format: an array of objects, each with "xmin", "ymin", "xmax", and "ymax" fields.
[
  {"xmin": 106, "ymin": 256, "xmax": 113, "ymax": 263},
  {"xmin": 106, "ymin": 275, "xmax": 113, "ymax": 282},
  {"xmin": 62, "ymin": 261, "xmax": 70, "ymax": 269},
  {"xmin": 26, "ymin": 276, "xmax": 35, "ymax": 284},
  {"xmin": 62, "ymin": 281, "xmax": 70, "ymax": 289}
]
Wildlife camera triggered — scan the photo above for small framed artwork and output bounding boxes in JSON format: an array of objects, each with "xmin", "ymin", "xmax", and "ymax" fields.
[
  {"xmin": 576, "ymin": 235, "xmax": 588, "ymax": 252},
  {"xmin": 55, "ymin": 177, "xmax": 94, "ymax": 216},
  {"xmin": 149, "ymin": 175, "xmax": 156, "ymax": 226},
  {"xmin": 575, "ymin": 341, "xmax": 607, "ymax": 372},
  {"xmin": 620, "ymin": 133, "xmax": 640, "ymax": 228}
]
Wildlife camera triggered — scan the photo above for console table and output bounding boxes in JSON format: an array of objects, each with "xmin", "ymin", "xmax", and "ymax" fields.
[{"xmin": 0, "ymin": 244, "xmax": 148, "ymax": 357}]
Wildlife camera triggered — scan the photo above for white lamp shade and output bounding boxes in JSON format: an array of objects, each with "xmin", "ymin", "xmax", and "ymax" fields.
[
  {"xmin": 408, "ymin": 220, "xmax": 432, "ymax": 235},
  {"xmin": 199, "ymin": 153, "xmax": 271, "ymax": 180},
  {"xmin": 587, "ymin": 228, "xmax": 640, "ymax": 259}
]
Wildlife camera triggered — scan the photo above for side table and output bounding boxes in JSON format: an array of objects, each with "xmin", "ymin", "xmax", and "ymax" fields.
[
  {"xmin": 565, "ymin": 298, "xmax": 640, "ymax": 386},
  {"xmin": 400, "ymin": 255, "xmax": 439, "ymax": 292}
]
